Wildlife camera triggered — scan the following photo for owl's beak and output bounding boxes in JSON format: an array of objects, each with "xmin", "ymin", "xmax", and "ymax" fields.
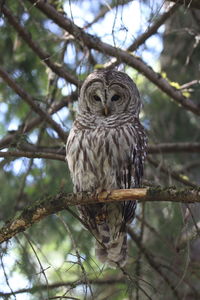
[
  {"xmin": 104, "ymin": 105, "xmax": 108, "ymax": 116},
  {"xmin": 104, "ymin": 104, "xmax": 109, "ymax": 116}
]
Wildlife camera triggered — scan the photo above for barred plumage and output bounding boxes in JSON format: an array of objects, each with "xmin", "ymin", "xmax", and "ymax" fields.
[{"xmin": 66, "ymin": 69, "xmax": 147, "ymax": 267}]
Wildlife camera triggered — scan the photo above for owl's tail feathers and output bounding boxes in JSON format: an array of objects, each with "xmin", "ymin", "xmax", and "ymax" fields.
[{"xmin": 95, "ymin": 232, "xmax": 128, "ymax": 268}]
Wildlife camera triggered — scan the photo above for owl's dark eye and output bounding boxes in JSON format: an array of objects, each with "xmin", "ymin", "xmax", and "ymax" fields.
[
  {"xmin": 111, "ymin": 94, "xmax": 120, "ymax": 101},
  {"xmin": 93, "ymin": 95, "xmax": 101, "ymax": 102}
]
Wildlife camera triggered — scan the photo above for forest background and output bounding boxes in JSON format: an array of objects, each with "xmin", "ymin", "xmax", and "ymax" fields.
[{"xmin": 0, "ymin": 0, "xmax": 200, "ymax": 299}]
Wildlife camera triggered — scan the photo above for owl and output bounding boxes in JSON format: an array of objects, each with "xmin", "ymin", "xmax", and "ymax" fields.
[{"xmin": 66, "ymin": 69, "xmax": 147, "ymax": 267}]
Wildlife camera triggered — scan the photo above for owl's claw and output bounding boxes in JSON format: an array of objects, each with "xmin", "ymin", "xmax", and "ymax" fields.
[{"xmin": 96, "ymin": 189, "xmax": 112, "ymax": 202}]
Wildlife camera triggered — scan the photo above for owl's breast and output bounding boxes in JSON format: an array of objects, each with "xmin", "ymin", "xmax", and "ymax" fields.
[{"xmin": 66, "ymin": 123, "xmax": 137, "ymax": 192}]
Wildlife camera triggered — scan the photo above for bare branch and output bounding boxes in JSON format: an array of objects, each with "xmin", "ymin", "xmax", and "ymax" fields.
[
  {"xmin": 1, "ymin": 187, "xmax": 200, "ymax": 244},
  {"xmin": 27, "ymin": 0, "xmax": 200, "ymax": 116},
  {"xmin": 0, "ymin": 150, "xmax": 65, "ymax": 161}
]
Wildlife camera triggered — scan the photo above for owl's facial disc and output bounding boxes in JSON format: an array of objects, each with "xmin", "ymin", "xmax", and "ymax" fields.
[{"xmin": 82, "ymin": 79, "xmax": 131, "ymax": 116}]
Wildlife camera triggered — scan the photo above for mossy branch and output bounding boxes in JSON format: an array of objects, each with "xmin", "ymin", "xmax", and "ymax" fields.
[{"xmin": 1, "ymin": 187, "xmax": 200, "ymax": 244}]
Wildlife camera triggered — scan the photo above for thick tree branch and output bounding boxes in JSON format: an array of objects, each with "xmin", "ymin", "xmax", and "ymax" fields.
[
  {"xmin": 0, "ymin": 66, "xmax": 67, "ymax": 142},
  {"xmin": 2, "ymin": 6, "xmax": 79, "ymax": 87},
  {"xmin": 1, "ymin": 187, "xmax": 200, "ymax": 244},
  {"xmin": 28, "ymin": 0, "xmax": 200, "ymax": 116}
]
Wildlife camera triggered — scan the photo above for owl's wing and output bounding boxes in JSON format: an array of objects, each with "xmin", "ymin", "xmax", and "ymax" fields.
[{"xmin": 121, "ymin": 121, "xmax": 147, "ymax": 224}]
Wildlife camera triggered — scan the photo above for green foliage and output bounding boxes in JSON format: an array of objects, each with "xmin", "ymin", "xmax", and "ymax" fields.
[{"xmin": 0, "ymin": 0, "xmax": 200, "ymax": 299}]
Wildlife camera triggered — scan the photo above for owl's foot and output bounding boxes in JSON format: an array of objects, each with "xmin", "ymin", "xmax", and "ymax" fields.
[{"xmin": 97, "ymin": 189, "xmax": 112, "ymax": 202}]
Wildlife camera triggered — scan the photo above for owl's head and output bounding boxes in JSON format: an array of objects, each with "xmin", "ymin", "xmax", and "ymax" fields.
[{"xmin": 78, "ymin": 70, "xmax": 141, "ymax": 117}]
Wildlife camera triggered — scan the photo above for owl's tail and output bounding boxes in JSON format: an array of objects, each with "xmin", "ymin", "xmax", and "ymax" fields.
[
  {"xmin": 95, "ymin": 223, "xmax": 128, "ymax": 268},
  {"xmin": 78, "ymin": 201, "xmax": 136, "ymax": 267}
]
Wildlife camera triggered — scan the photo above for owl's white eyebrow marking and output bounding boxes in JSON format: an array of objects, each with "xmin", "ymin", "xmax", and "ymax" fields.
[{"xmin": 84, "ymin": 79, "xmax": 103, "ymax": 92}]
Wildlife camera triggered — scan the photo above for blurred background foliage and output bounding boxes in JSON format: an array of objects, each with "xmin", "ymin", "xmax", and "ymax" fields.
[{"xmin": 0, "ymin": 0, "xmax": 200, "ymax": 299}]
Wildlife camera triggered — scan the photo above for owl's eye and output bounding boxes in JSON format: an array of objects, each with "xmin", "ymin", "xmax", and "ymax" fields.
[
  {"xmin": 93, "ymin": 95, "xmax": 101, "ymax": 102},
  {"xmin": 111, "ymin": 94, "xmax": 120, "ymax": 101}
]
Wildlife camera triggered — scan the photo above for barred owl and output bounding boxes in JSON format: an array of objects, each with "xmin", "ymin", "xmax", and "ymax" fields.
[{"xmin": 66, "ymin": 69, "xmax": 147, "ymax": 267}]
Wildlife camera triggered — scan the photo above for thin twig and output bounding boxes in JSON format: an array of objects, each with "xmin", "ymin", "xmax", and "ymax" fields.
[{"xmin": 23, "ymin": 233, "xmax": 50, "ymax": 299}]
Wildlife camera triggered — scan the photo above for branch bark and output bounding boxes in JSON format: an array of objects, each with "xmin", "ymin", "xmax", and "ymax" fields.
[{"xmin": 1, "ymin": 187, "xmax": 200, "ymax": 244}]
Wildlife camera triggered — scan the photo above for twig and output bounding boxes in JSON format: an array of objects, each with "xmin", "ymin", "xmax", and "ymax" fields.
[
  {"xmin": 23, "ymin": 233, "xmax": 50, "ymax": 298},
  {"xmin": 180, "ymin": 79, "xmax": 200, "ymax": 90},
  {"xmin": 0, "ymin": 251, "xmax": 16, "ymax": 299}
]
